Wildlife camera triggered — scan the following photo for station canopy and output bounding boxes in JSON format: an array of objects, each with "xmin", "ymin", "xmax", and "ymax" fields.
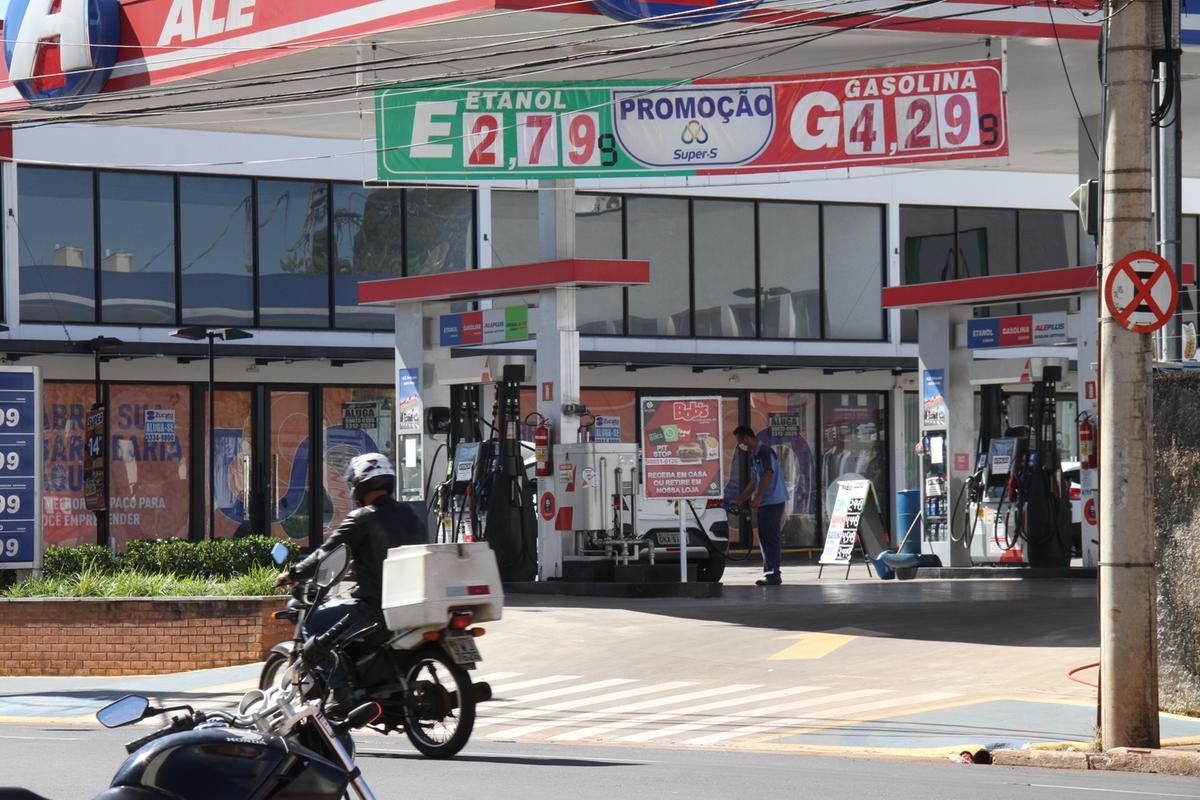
[{"xmin": 3, "ymin": 0, "xmax": 1200, "ymax": 176}]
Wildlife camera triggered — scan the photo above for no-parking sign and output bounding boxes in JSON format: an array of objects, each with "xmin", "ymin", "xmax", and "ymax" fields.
[{"xmin": 1104, "ymin": 251, "xmax": 1179, "ymax": 334}]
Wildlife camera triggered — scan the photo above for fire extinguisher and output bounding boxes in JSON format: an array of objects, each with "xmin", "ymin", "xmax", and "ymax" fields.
[
  {"xmin": 1077, "ymin": 412, "xmax": 1096, "ymax": 471},
  {"xmin": 531, "ymin": 414, "xmax": 552, "ymax": 477}
]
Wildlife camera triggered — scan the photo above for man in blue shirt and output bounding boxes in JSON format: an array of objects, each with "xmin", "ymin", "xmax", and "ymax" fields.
[{"xmin": 731, "ymin": 424, "xmax": 789, "ymax": 586}]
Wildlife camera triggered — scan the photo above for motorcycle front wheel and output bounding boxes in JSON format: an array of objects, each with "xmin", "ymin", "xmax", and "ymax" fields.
[
  {"xmin": 402, "ymin": 647, "xmax": 476, "ymax": 759},
  {"xmin": 260, "ymin": 650, "xmax": 289, "ymax": 691}
]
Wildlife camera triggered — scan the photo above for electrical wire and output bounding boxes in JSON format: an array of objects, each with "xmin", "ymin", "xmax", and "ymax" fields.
[
  {"xmin": 1048, "ymin": 5, "xmax": 1098, "ymax": 158},
  {"xmin": 9, "ymin": 0, "xmax": 1008, "ymax": 128}
]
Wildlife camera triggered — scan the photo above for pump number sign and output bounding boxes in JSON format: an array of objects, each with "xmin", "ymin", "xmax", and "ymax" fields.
[{"xmin": 376, "ymin": 60, "xmax": 1006, "ymax": 180}]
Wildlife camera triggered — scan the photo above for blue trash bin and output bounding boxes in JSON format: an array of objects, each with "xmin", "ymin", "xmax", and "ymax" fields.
[{"xmin": 895, "ymin": 489, "xmax": 921, "ymax": 555}]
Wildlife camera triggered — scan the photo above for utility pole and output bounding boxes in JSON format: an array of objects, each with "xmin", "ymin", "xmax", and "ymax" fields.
[{"xmin": 1099, "ymin": 0, "xmax": 1161, "ymax": 750}]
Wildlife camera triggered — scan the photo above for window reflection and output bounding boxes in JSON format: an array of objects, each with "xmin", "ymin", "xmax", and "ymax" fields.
[
  {"xmin": 180, "ymin": 176, "xmax": 254, "ymax": 325},
  {"xmin": 333, "ymin": 184, "xmax": 403, "ymax": 330},
  {"xmin": 258, "ymin": 179, "xmax": 330, "ymax": 328},
  {"xmin": 18, "ymin": 166, "xmax": 95, "ymax": 323},
  {"xmin": 576, "ymin": 193, "xmax": 624, "ymax": 335},
  {"xmin": 759, "ymin": 202, "xmax": 820, "ymax": 339},
  {"xmin": 406, "ymin": 189, "xmax": 473, "ymax": 276},
  {"xmin": 99, "ymin": 171, "xmax": 176, "ymax": 325},
  {"xmin": 693, "ymin": 199, "xmax": 754, "ymax": 338},
  {"xmin": 824, "ymin": 205, "xmax": 884, "ymax": 340},
  {"xmin": 627, "ymin": 196, "xmax": 689, "ymax": 336}
]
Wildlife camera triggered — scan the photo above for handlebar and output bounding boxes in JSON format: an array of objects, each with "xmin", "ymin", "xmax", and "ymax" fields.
[
  {"xmin": 124, "ymin": 714, "xmax": 197, "ymax": 754},
  {"xmin": 298, "ymin": 613, "xmax": 354, "ymax": 671}
]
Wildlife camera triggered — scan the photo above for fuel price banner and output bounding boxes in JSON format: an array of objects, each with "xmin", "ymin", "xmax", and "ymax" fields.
[
  {"xmin": 376, "ymin": 60, "xmax": 1006, "ymax": 180},
  {"xmin": 640, "ymin": 397, "xmax": 723, "ymax": 499},
  {"xmin": 0, "ymin": 367, "xmax": 41, "ymax": 569}
]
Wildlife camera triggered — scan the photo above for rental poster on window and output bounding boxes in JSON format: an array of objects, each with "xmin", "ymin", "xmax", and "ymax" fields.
[{"xmin": 640, "ymin": 397, "xmax": 723, "ymax": 499}]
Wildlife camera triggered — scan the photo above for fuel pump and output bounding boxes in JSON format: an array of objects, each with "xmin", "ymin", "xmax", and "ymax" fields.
[
  {"xmin": 478, "ymin": 365, "xmax": 537, "ymax": 582},
  {"xmin": 430, "ymin": 383, "xmax": 482, "ymax": 543}
]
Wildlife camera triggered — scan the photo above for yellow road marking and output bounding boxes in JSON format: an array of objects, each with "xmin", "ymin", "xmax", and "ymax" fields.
[{"xmin": 769, "ymin": 632, "xmax": 856, "ymax": 660}]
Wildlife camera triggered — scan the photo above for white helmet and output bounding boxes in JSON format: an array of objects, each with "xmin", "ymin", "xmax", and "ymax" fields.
[{"xmin": 344, "ymin": 452, "xmax": 396, "ymax": 502}]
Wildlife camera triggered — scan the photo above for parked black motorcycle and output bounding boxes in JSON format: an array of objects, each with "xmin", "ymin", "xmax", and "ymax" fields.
[
  {"xmin": 1, "ymin": 544, "xmax": 381, "ymax": 800},
  {"xmin": 261, "ymin": 542, "xmax": 492, "ymax": 759}
]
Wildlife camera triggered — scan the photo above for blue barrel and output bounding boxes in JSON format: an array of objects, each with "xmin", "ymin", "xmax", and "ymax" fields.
[{"xmin": 895, "ymin": 490, "xmax": 921, "ymax": 554}]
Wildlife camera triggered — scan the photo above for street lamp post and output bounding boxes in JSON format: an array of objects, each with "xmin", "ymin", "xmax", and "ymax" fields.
[{"xmin": 170, "ymin": 326, "xmax": 253, "ymax": 540}]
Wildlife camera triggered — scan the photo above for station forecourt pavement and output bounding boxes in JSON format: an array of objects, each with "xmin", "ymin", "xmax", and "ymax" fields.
[{"xmin": 3, "ymin": 564, "xmax": 1198, "ymax": 760}]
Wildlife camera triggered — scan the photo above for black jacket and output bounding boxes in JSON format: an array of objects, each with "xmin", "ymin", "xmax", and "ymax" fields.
[{"xmin": 290, "ymin": 496, "xmax": 426, "ymax": 606}]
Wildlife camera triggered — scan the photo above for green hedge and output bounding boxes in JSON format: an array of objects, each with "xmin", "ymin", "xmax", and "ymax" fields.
[{"xmin": 43, "ymin": 536, "xmax": 300, "ymax": 580}]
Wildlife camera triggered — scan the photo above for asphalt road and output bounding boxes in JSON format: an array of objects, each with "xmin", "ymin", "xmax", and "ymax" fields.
[{"xmin": 2, "ymin": 722, "xmax": 1199, "ymax": 800}]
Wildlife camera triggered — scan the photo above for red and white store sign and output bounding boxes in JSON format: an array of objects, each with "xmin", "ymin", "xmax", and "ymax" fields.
[
  {"xmin": 0, "ymin": 0, "xmax": 490, "ymax": 107},
  {"xmin": 697, "ymin": 60, "xmax": 1008, "ymax": 173}
]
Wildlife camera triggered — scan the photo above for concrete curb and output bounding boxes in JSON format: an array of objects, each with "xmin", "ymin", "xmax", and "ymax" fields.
[{"xmin": 991, "ymin": 747, "xmax": 1200, "ymax": 777}]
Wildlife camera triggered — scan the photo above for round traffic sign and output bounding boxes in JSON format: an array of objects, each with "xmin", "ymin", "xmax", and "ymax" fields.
[{"xmin": 1104, "ymin": 250, "xmax": 1179, "ymax": 334}]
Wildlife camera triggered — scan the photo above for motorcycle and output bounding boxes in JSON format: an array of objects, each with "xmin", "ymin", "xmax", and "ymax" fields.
[
  {"xmin": 3, "ymin": 544, "xmax": 381, "ymax": 800},
  {"xmin": 261, "ymin": 541, "xmax": 492, "ymax": 759}
]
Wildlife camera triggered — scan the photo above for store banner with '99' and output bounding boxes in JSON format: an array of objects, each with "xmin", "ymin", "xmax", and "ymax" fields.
[{"xmin": 376, "ymin": 60, "xmax": 1006, "ymax": 180}]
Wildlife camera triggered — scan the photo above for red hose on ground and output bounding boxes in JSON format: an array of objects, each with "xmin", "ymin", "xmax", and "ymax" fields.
[{"xmin": 1068, "ymin": 661, "xmax": 1100, "ymax": 688}]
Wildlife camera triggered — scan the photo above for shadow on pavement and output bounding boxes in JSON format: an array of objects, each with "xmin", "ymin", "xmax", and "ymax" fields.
[{"xmin": 503, "ymin": 578, "xmax": 1098, "ymax": 648}]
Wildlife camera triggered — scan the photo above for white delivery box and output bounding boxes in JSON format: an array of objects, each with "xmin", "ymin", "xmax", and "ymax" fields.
[{"xmin": 381, "ymin": 542, "xmax": 505, "ymax": 631}]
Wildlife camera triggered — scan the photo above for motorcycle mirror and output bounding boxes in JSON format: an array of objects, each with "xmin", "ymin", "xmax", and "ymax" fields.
[
  {"xmin": 270, "ymin": 541, "xmax": 290, "ymax": 566},
  {"xmin": 315, "ymin": 544, "xmax": 349, "ymax": 589},
  {"xmin": 97, "ymin": 695, "xmax": 151, "ymax": 728}
]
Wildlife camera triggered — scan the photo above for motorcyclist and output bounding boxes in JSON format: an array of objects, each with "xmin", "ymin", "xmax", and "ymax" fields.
[{"xmin": 273, "ymin": 452, "xmax": 426, "ymax": 709}]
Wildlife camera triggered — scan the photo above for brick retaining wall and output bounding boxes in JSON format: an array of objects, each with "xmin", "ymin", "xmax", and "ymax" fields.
[{"xmin": 0, "ymin": 597, "xmax": 293, "ymax": 676}]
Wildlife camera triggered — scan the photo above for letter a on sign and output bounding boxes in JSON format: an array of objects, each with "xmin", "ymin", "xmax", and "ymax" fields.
[{"xmin": 1104, "ymin": 250, "xmax": 1179, "ymax": 334}]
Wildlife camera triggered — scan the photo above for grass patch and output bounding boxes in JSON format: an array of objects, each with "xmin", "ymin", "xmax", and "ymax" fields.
[{"xmin": 1, "ymin": 565, "xmax": 286, "ymax": 598}]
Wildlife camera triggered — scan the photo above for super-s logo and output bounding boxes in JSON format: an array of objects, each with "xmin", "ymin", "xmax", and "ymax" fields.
[{"xmin": 3, "ymin": 0, "xmax": 120, "ymax": 107}]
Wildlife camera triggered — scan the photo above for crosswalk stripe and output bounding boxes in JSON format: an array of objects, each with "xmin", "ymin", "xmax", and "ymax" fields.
[
  {"xmin": 483, "ymin": 682, "xmax": 701, "ymax": 738},
  {"xmin": 474, "ymin": 672, "xmax": 523, "ymax": 683},
  {"xmin": 487, "ymin": 675, "xmax": 579, "ymax": 695},
  {"xmin": 495, "ymin": 678, "xmax": 638, "ymax": 706},
  {"xmin": 476, "ymin": 681, "xmax": 698, "ymax": 730},
  {"xmin": 546, "ymin": 684, "xmax": 772, "ymax": 742},
  {"xmin": 619, "ymin": 688, "xmax": 890, "ymax": 744},
  {"xmin": 682, "ymin": 691, "xmax": 962, "ymax": 746}
]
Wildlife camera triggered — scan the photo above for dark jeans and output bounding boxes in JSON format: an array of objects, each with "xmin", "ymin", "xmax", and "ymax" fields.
[
  {"xmin": 303, "ymin": 597, "xmax": 385, "ymax": 690},
  {"xmin": 757, "ymin": 502, "xmax": 786, "ymax": 579}
]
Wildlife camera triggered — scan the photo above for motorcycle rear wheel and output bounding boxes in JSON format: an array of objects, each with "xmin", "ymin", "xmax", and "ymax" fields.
[{"xmin": 402, "ymin": 647, "xmax": 475, "ymax": 759}]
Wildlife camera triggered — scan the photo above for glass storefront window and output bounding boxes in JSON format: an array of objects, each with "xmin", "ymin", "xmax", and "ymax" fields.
[
  {"xmin": 108, "ymin": 385, "xmax": 191, "ymax": 548},
  {"xmin": 270, "ymin": 391, "xmax": 311, "ymax": 541},
  {"xmin": 1019, "ymin": 210, "xmax": 1078, "ymax": 273},
  {"xmin": 759, "ymin": 202, "xmax": 820, "ymax": 339},
  {"xmin": 820, "ymin": 393, "xmax": 889, "ymax": 529},
  {"xmin": 19, "ymin": 166, "xmax": 95, "ymax": 323},
  {"xmin": 406, "ymin": 189, "xmax": 474, "ymax": 276},
  {"xmin": 332, "ymin": 184, "xmax": 403, "ymax": 330},
  {"xmin": 180, "ymin": 175, "xmax": 254, "ymax": 325},
  {"xmin": 42, "ymin": 383, "xmax": 98, "ymax": 547},
  {"xmin": 322, "ymin": 387, "xmax": 395, "ymax": 534},
  {"xmin": 490, "ymin": 191, "xmax": 538, "ymax": 267},
  {"xmin": 99, "ymin": 171, "xmax": 177, "ymax": 325},
  {"xmin": 257, "ymin": 179, "xmax": 330, "ymax": 328},
  {"xmin": 693, "ymin": 200, "xmax": 755, "ymax": 338},
  {"xmin": 212, "ymin": 390, "xmax": 254, "ymax": 539},
  {"xmin": 900, "ymin": 206, "xmax": 956, "ymax": 285},
  {"xmin": 748, "ymin": 393, "xmax": 819, "ymax": 548},
  {"xmin": 823, "ymin": 205, "xmax": 884, "ymax": 340},
  {"xmin": 576, "ymin": 194, "xmax": 624, "ymax": 335},
  {"xmin": 627, "ymin": 196, "xmax": 690, "ymax": 336}
]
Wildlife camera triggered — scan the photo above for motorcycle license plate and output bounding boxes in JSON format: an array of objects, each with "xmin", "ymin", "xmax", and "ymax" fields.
[{"xmin": 444, "ymin": 634, "xmax": 481, "ymax": 665}]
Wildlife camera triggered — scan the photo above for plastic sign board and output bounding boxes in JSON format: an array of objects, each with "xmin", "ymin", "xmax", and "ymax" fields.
[
  {"xmin": 1105, "ymin": 250, "xmax": 1179, "ymax": 334},
  {"xmin": 967, "ymin": 311, "xmax": 1069, "ymax": 349},
  {"xmin": 0, "ymin": 367, "xmax": 42, "ymax": 570},
  {"xmin": 439, "ymin": 306, "xmax": 528, "ymax": 346},
  {"xmin": 819, "ymin": 479, "xmax": 885, "ymax": 566},
  {"xmin": 640, "ymin": 397, "xmax": 723, "ymax": 499},
  {"xmin": 84, "ymin": 406, "xmax": 105, "ymax": 512},
  {"xmin": 144, "ymin": 408, "xmax": 176, "ymax": 443},
  {"xmin": 376, "ymin": 60, "xmax": 1006, "ymax": 180},
  {"xmin": 3, "ymin": 0, "xmax": 120, "ymax": 106},
  {"xmin": 592, "ymin": 0, "xmax": 759, "ymax": 27}
]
